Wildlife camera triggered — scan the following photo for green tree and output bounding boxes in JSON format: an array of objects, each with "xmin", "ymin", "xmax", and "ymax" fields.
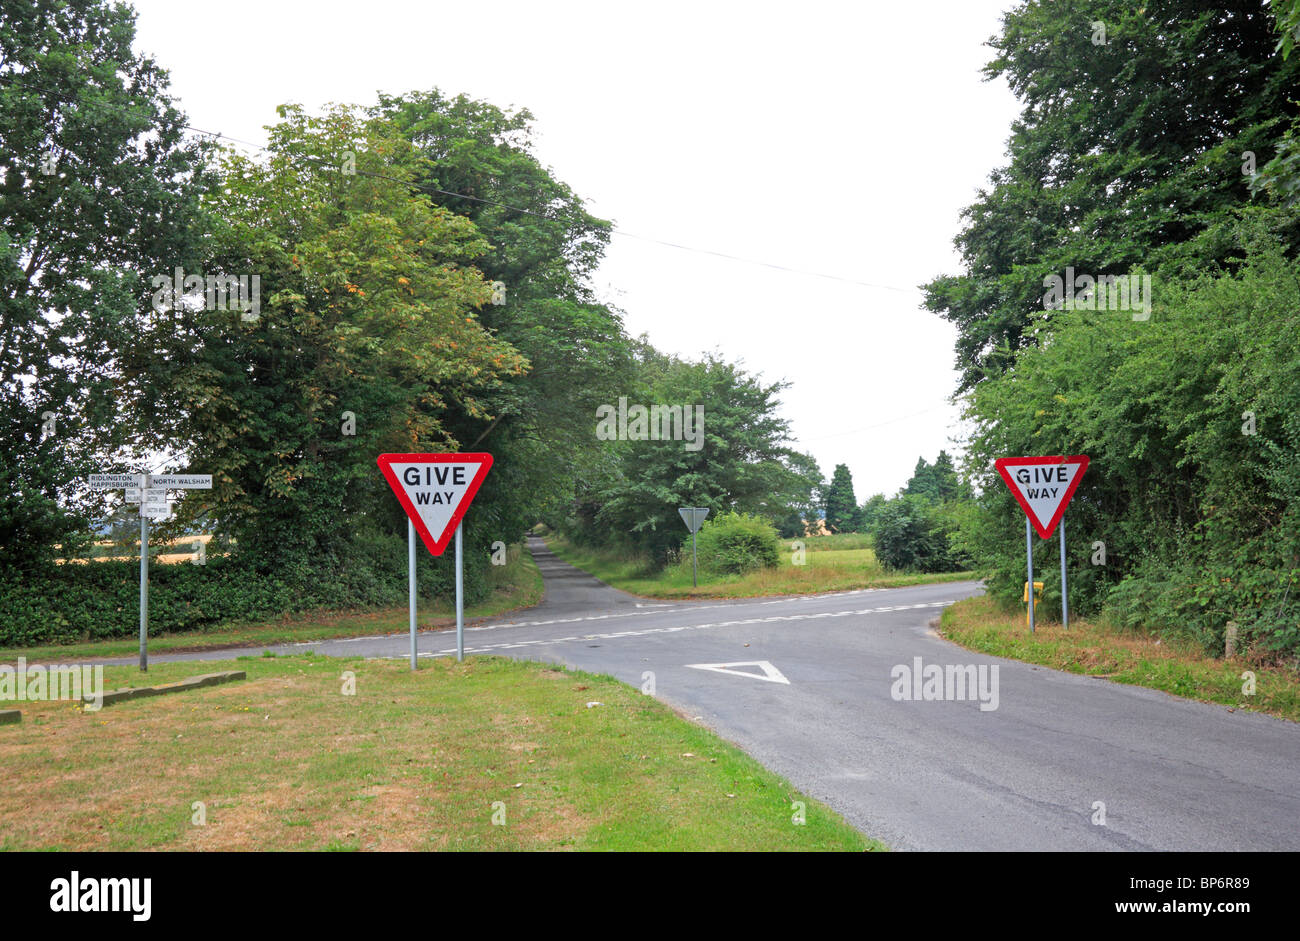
[
  {"xmin": 373, "ymin": 90, "xmax": 634, "ymax": 536},
  {"xmin": 858, "ymin": 493, "xmax": 888, "ymax": 534},
  {"xmin": 873, "ymin": 494, "xmax": 965, "ymax": 573},
  {"xmin": 961, "ymin": 223, "xmax": 1300, "ymax": 656},
  {"xmin": 778, "ymin": 452, "xmax": 822, "ymax": 537},
  {"xmin": 905, "ymin": 451, "xmax": 962, "ymax": 503},
  {"xmin": 923, "ymin": 1, "xmax": 1300, "ymax": 392},
  {"xmin": 137, "ymin": 104, "xmax": 525, "ymax": 567},
  {"xmin": 590, "ymin": 351, "xmax": 796, "ymax": 562},
  {"xmin": 823, "ymin": 463, "xmax": 860, "ymax": 533},
  {"xmin": 0, "ymin": 0, "xmax": 211, "ymax": 567}
]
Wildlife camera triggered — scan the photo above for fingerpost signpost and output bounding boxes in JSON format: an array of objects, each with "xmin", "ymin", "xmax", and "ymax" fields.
[{"xmin": 88, "ymin": 472, "xmax": 211, "ymax": 670}]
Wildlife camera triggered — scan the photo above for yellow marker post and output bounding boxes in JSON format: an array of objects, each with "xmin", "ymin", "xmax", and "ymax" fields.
[{"xmin": 1023, "ymin": 581, "xmax": 1044, "ymax": 629}]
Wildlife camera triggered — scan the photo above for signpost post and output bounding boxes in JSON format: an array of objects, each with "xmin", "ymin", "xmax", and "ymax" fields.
[
  {"xmin": 377, "ymin": 453, "xmax": 493, "ymax": 666},
  {"xmin": 677, "ymin": 507, "xmax": 710, "ymax": 588},
  {"xmin": 995, "ymin": 455, "xmax": 1089, "ymax": 634},
  {"xmin": 89, "ymin": 471, "xmax": 210, "ymax": 669},
  {"xmin": 1060, "ymin": 518, "xmax": 1068, "ymax": 630},
  {"xmin": 455, "ymin": 521, "xmax": 465, "ymax": 662},
  {"xmin": 408, "ymin": 519, "xmax": 417, "ymax": 670},
  {"xmin": 1025, "ymin": 516, "xmax": 1034, "ymax": 633},
  {"xmin": 139, "ymin": 474, "xmax": 150, "ymax": 671}
]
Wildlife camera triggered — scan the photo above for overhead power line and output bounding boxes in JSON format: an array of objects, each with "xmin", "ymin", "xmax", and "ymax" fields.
[{"xmin": 1, "ymin": 71, "xmax": 921, "ymax": 295}]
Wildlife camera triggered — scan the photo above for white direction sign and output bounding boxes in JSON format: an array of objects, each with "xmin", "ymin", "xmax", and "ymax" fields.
[
  {"xmin": 678, "ymin": 507, "xmax": 710, "ymax": 533},
  {"xmin": 89, "ymin": 473, "xmax": 144, "ymax": 489},
  {"xmin": 151, "ymin": 474, "xmax": 212, "ymax": 489},
  {"xmin": 995, "ymin": 455, "xmax": 1089, "ymax": 539},
  {"xmin": 125, "ymin": 488, "xmax": 142, "ymax": 504},
  {"xmin": 140, "ymin": 502, "xmax": 172, "ymax": 520},
  {"xmin": 376, "ymin": 453, "xmax": 494, "ymax": 556},
  {"xmin": 685, "ymin": 660, "xmax": 790, "ymax": 685}
]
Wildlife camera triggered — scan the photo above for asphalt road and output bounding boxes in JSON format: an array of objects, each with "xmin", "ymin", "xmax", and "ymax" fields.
[{"xmin": 123, "ymin": 536, "xmax": 1300, "ymax": 851}]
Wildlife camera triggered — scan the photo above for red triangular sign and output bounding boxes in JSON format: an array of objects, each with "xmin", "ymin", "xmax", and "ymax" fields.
[
  {"xmin": 994, "ymin": 454, "xmax": 1089, "ymax": 539},
  {"xmin": 377, "ymin": 453, "xmax": 493, "ymax": 556}
]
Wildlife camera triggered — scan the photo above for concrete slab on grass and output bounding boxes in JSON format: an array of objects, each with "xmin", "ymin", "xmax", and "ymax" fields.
[{"xmin": 84, "ymin": 670, "xmax": 246, "ymax": 710}]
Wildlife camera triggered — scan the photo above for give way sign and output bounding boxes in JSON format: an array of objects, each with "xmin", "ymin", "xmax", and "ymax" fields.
[
  {"xmin": 377, "ymin": 453, "xmax": 493, "ymax": 555},
  {"xmin": 994, "ymin": 455, "xmax": 1089, "ymax": 539}
]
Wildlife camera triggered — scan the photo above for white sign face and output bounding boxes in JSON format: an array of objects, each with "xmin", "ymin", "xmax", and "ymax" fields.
[
  {"xmin": 678, "ymin": 507, "xmax": 710, "ymax": 533},
  {"xmin": 125, "ymin": 488, "xmax": 142, "ymax": 504},
  {"xmin": 151, "ymin": 474, "xmax": 211, "ymax": 489},
  {"xmin": 140, "ymin": 502, "xmax": 172, "ymax": 520},
  {"xmin": 995, "ymin": 456, "xmax": 1090, "ymax": 539},
  {"xmin": 376, "ymin": 453, "xmax": 494, "ymax": 556},
  {"xmin": 143, "ymin": 488, "xmax": 167, "ymax": 501},
  {"xmin": 89, "ymin": 473, "xmax": 144, "ymax": 489}
]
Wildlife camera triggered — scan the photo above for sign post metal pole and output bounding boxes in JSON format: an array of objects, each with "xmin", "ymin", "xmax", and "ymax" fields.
[
  {"xmin": 1060, "ymin": 517, "xmax": 1068, "ymax": 630},
  {"xmin": 692, "ymin": 520, "xmax": 698, "ymax": 588},
  {"xmin": 1026, "ymin": 516, "xmax": 1035, "ymax": 634},
  {"xmin": 455, "ymin": 521, "xmax": 465, "ymax": 662},
  {"xmin": 139, "ymin": 473, "xmax": 150, "ymax": 671},
  {"xmin": 409, "ymin": 518, "xmax": 417, "ymax": 670}
]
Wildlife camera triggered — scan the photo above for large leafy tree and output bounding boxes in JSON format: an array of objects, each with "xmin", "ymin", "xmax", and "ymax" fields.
[
  {"xmin": 924, "ymin": 0, "xmax": 1300, "ymax": 392},
  {"xmin": 134, "ymin": 104, "xmax": 525, "ymax": 564},
  {"xmin": 904, "ymin": 451, "xmax": 963, "ymax": 503},
  {"xmin": 0, "ymin": 0, "xmax": 211, "ymax": 567},
  {"xmin": 960, "ymin": 225, "xmax": 1300, "ymax": 655},
  {"xmin": 590, "ymin": 349, "xmax": 798, "ymax": 562},
  {"xmin": 371, "ymin": 91, "xmax": 634, "ymax": 536}
]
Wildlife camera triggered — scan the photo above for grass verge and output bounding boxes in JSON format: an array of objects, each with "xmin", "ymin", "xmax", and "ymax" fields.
[
  {"xmin": 1, "ymin": 541, "xmax": 544, "ymax": 665},
  {"xmin": 939, "ymin": 595, "xmax": 1300, "ymax": 723},
  {"xmin": 545, "ymin": 534, "xmax": 975, "ymax": 600},
  {"xmin": 0, "ymin": 654, "xmax": 878, "ymax": 851}
]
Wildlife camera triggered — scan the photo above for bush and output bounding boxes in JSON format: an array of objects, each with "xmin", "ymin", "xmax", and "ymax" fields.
[
  {"xmin": 873, "ymin": 495, "xmax": 967, "ymax": 573},
  {"xmin": 0, "ymin": 530, "xmax": 494, "ymax": 648},
  {"xmin": 693, "ymin": 511, "xmax": 780, "ymax": 575}
]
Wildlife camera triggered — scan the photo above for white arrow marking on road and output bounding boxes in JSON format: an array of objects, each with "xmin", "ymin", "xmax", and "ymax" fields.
[{"xmin": 685, "ymin": 660, "xmax": 790, "ymax": 684}]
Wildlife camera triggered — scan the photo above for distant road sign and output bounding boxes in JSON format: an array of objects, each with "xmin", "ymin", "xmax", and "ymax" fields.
[
  {"xmin": 89, "ymin": 473, "xmax": 144, "ymax": 489},
  {"xmin": 678, "ymin": 507, "xmax": 710, "ymax": 533},
  {"xmin": 995, "ymin": 455, "xmax": 1089, "ymax": 539},
  {"xmin": 151, "ymin": 474, "xmax": 211, "ymax": 489},
  {"xmin": 376, "ymin": 453, "xmax": 493, "ymax": 556}
]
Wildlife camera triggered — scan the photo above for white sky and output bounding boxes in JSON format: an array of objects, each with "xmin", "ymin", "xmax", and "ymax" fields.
[{"xmin": 130, "ymin": 0, "xmax": 1022, "ymax": 499}]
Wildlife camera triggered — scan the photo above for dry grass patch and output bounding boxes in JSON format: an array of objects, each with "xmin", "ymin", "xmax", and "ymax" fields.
[{"xmin": 0, "ymin": 654, "xmax": 874, "ymax": 851}]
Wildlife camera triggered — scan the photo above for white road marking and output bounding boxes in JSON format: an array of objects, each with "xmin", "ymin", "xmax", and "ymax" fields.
[
  {"xmin": 280, "ymin": 586, "xmax": 909, "ymax": 648},
  {"xmin": 685, "ymin": 660, "xmax": 790, "ymax": 684},
  {"xmin": 382, "ymin": 600, "xmax": 953, "ymax": 659}
]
